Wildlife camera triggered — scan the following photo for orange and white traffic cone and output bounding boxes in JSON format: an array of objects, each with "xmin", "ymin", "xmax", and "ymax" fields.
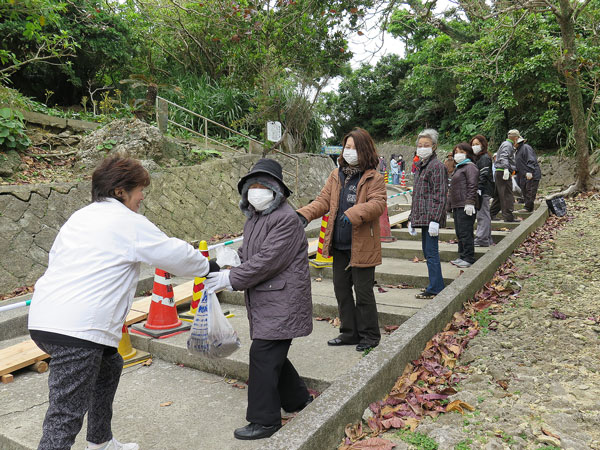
[
  {"xmin": 400, "ymin": 171, "xmax": 407, "ymax": 189},
  {"xmin": 131, "ymin": 268, "xmax": 191, "ymax": 338},
  {"xmin": 180, "ymin": 241, "xmax": 209, "ymax": 323},
  {"xmin": 309, "ymin": 214, "xmax": 333, "ymax": 268},
  {"xmin": 379, "ymin": 205, "xmax": 396, "ymax": 243},
  {"xmin": 118, "ymin": 324, "xmax": 151, "ymax": 368}
]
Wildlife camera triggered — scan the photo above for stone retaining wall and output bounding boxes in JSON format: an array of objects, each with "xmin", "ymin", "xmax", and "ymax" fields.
[{"xmin": 0, "ymin": 153, "xmax": 334, "ymax": 295}]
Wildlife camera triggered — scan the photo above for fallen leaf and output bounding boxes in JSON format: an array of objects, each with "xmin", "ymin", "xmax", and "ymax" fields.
[
  {"xmin": 552, "ymin": 310, "xmax": 567, "ymax": 320},
  {"xmin": 404, "ymin": 417, "xmax": 419, "ymax": 431},
  {"xmin": 496, "ymin": 380, "xmax": 509, "ymax": 390},
  {"xmin": 412, "ymin": 256, "xmax": 420, "ymax": 263},
  {"xmin": 160, "ymin": 401, "xmax": 173, "ymax": 407},
  {"xmin": 445, "ymin": 400, "xmax": 475, "ymax": 414},
  {"xmin": 384, "ymin": 325, "xmax": 399, "ymax": 334},
  {"xmin": 541, "ymin": 426, "xmax": 561, "ymax": 440},
  {"xmin": 349, "ymin": 437, "xmax": 396, "ymax": 449},
  {"xmin": 315, "ymin": 316, "xmax": 332, "ymax": 322},
  {"xmin": 232, "ymin": 383, "xmax": 246, "ymax": 389},
  {"xmin": 329, "ymin": 317, "xmax": 341, "ymax": 328},
  {"xmin": 141, "ymin": 358, "xmax": 153, "ymax": 366},
  {"xmin": 345, "ymin": 422, "xmax": 366, "ymax": 442},
  {"xmin": 377, "ymin": 287, "xmax": 388, "ymax": 293},
  {"xmin": 315, "ymin": 277, "xmax": 323, "ymax": 282},
  {"xmin": 225, "ymin": 378, "xmax": 238, "ymax": 384}
]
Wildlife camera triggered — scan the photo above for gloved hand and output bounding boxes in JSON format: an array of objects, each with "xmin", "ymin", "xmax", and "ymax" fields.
[
  {"xmin": 296, "ymin": 212, "xmax": 308, "ymax": 228},
  {"xmin": 477, "ymin": 190, "xmax": 481, "ymax": 196},
  {"xmin": 204, "ymin": 269, "xmax": 232, "ymax": 293},
  {"xmin": 526, "ymin": 172, "xmax": 533, "ymax": 180},
  {"xmin": 408, "ymin": 221, "xmax": 417, "ymax": 236},
  {"xmin": 428, "ymin": 221, "xmax": 439, "ymax": 237},
  {"xmin": 341, "ymin": 214, "xmax": 351, "ymax": 225},
  {"xmin": 464, "ymin": 204, "xmax": 475, "ymax": 216},
  {"xmin": 207, "ymin": 259, "xmax": 221, "ymax": 274},
  {"xmin": 502, "ymin": 169, "xmax": 510, "ymax": 180}
]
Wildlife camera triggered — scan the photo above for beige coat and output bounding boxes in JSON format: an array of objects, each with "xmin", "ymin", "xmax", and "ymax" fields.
[{"xmin": 297, "ymin": 168, "xmax": 386, "ymax": 267}]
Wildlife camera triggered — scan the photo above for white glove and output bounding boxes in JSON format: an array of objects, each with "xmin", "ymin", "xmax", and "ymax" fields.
[
  {"xmin": 477, "ymin": 190, "xmax": 481, "ymax": 196},
  {"xmin": 428, "ymin": 222, "xmax": 439, "ymax": 237},
  {"xmin": 464, "ymin": 204, "xmax": 475, "ymax": 216},
  {"xmin": 502, "ymin": 169, "xmax": 510, "ymax": 180},
  {"xmin": 408, "ymin": 221, "xmax": 417, "ymax": 236},
  {"xmin": 204, "ymin": 269, "xmax": 232, "ymax": 293},
  {"xmin": 526, "ymin": 172, "xmax": 533, "ymax": 180}
]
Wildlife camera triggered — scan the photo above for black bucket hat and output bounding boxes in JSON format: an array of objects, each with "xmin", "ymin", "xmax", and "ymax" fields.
[{"xmin": 238, "ymin": 158, "xmax": 292, "ymax": 197}]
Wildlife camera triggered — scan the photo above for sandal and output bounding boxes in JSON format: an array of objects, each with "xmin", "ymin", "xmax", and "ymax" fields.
[{"xmin": 416, "ymin": 292, "xmax": 436, "ymax": 299}]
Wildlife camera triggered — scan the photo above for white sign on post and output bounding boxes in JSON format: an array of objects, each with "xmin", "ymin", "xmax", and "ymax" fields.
[{"xmin": 267, "ymin": 121, "xmax": 282, "ymax": 142}]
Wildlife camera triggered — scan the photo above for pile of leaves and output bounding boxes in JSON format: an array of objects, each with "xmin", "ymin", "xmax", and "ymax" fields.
[
  {"xmin": 0, "ymin": 284, "xmax": 34, "ymax": 301},
  {"xmin": 0, "ymin": 145, "xmax": 79, "ymax": 185},
  {"xmin": 339, "ymin": 200, "xmax": 578, "ymax": 450}
]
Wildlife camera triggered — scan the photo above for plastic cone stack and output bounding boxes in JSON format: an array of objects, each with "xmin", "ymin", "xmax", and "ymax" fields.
[
  {"xmin": 118, "ymin": 324, "xmax": 151, "ymax": 367},
  {"xmin": 131, "ymin": 268, "xmax": 191, "ymax": 338},
  {"xmin": 379, "ymin": 205, "xmax": 396, "ymax": 243},
  {"xmin": 400, "ymin": 171, "xmax": 407, "ymax": 189},
  {"xmin": 309, "ymin": 214, "xmax": 333, "ymax": 268},
  {"xmin": 180, "ymin": 241, "xmax": 210, "ymax": 322}
]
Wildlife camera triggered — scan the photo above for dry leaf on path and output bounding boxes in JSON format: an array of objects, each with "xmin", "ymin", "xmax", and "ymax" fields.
[
  {"xmin": 377, "ymin": 287, "xmax": 388, "ymax": 293},
  {"xmin": 315, "ymin": 316, "xmax": 332, "ymax": 322},
  {"xmin": 412, "ymin": 256, "xmax": 420, "ymax": 263},
  {"xmin": 496, "ymin": 380, "xmax": 509, "ymax": 390},
  {"xmin": 446, "ymin": 400, "xmax": 475, "ymax": 414},
  {"xmin": 349, "ymin": 437, "xmax": 396, "ymax": 449},
  {"xmin": 160, "ymin": 401, "xmax": 173, "ymax": 407},
  {"xmin": 315, "ymin": 277, "xmax": 322, "ymax": 282},
  {"xmin": 141, "ymin": 358, "xmax": 153, "ymax": 366},
  {"xmin": 384, "ymin": 325, "xmax": 399, "ymax": 334},
  {"xmin": 404, "ymin": 417, "xmax": 419, "ymax": 431},
  {"xmin": 541, "ymin": 427, "xmax": 561, "ymax": 440}
]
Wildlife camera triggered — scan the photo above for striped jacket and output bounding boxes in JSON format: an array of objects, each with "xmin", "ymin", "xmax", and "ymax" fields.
[{"xmin": 409, "ymin": 155, "xmax": 448, "ymax": 227}]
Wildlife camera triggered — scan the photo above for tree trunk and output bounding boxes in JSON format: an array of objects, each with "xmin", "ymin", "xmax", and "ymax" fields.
[{"xmin": 557, "ymin": 0, "xmax": 590, "ymax": 191}]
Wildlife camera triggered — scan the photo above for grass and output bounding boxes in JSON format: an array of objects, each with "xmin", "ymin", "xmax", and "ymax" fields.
[{"xmin": 394, "ymin": 429, "xmax": 438, "ymax": 450}]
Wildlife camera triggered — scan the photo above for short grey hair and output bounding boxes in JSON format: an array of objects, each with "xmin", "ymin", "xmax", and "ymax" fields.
[{"xmin": 416, "ymin": 128, "xmax": 439, "ymax": 147}]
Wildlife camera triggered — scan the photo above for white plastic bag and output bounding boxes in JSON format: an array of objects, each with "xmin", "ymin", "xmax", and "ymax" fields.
[
  {"xmin": 512, "ymin": 176, "xmax": 522, "ymax": 196},
  {"xmin": 187, "ymin": 290, "xmax": 241, "ymax": 359},
  {"xmin": 216, "ymin": 246, "xmax": 241, "ymax": 268}
]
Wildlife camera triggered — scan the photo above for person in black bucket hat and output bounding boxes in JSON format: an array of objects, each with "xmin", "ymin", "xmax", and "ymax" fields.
[{"xmin": 205, "ymin": 158, "xmax": 313, "ymax": 440}]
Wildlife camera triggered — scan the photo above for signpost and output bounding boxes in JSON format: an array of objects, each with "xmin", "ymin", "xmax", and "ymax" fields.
[
  {"xmin": 321, "ymin": 145, "xmax": 343, "ymax": 155},
  {"xmin": 267, "ymin": 121, "xmax": 282, "ymax": 142}
]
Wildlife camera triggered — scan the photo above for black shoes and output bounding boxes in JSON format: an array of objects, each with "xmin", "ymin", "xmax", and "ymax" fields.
[
  {"xmin": 327, "ymin": 337, "xmax": 358, "ymax": 346},
  {"xmin": 234, "ymin": 423, "xmax": 281, "ymax": 440},
  {"xmin": 356, "ymin": 342, "xmax": 378, "ymax": 352}
]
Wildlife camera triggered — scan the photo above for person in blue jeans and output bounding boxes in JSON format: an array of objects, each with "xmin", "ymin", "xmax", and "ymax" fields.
[
  {"xmin": 407, "ymin": 129, "xmax": 448, "ymax": 299},
  {"xmin": 390, "ymin": 154, "xmax": 400, "ymax": 185}
]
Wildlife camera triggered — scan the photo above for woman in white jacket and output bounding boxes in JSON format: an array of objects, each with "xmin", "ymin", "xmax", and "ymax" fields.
[{"xmin": 28, "ymin": 157, "xmax": 218, "ymax": 450}]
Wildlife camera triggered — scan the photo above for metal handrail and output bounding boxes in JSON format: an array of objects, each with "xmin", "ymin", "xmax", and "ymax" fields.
[{"xmin": 156, "ymin": 95, "xmax": 300, "ymax": 195}]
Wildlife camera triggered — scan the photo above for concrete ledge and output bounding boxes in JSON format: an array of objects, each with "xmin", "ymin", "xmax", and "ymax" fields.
[{"xmin": 264, "ymin": 204, "xmax": 549, "ymax": 450}]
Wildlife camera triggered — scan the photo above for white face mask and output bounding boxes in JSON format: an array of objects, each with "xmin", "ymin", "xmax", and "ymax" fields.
[
  {"xmin": 247, "ymin": 188, "xmax": 274, "ymax": 211},
  {"xmin": 472, "ymin": 145, "xmax": 482, "ymax": 154},
  {"xmin": 416, "ymin": 147, "xmax": 433, "ymax": 159},
  {"xmin": 343, "ymin": 148, "xmax": 359, "ymax": 166},
  {"xmin": 454, "ymin": 153, "xmax": 467, "ymax": 163}
]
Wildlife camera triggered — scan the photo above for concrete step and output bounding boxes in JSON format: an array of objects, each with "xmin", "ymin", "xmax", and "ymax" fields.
[
  {"xmin": 391, "ymin": 227, "xmax": 510, "ymax": 244},
  {"xmin": 381, "ymin": 239, "xmax": 488, "ymax": 262},
  {"xmin": 130, "ymin": 304, "xmax": 376, "ymax": 393},
  {"xmin": 217, "ymin": 278, "xmax": 431, "ymax": 327},
  {"xmin": 309, "ymin": 257, "xmax": 463, "ymax": 287}
]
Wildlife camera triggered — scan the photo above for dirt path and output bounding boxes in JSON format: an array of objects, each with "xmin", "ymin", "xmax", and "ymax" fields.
[{"xmin": 345, "ymin": 194, "xmax": 600, "ymax": 450}]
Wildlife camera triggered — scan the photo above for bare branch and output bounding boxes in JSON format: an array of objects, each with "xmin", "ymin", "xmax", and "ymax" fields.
[{"xmin": 573, "ymin": 0, "xmax": 593, "ymax": 19}]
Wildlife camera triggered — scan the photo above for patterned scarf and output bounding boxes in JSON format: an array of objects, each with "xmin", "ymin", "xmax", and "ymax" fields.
[{"xmin": 341, "ymin": 165, "xmax": 361, "ymax": 185}]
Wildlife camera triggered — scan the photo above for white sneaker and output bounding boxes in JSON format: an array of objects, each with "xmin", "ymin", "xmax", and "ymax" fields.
[
  {"xmin": 454, "ymin": 259, "xmax": 472, "ymax": 268},
  {"xmin": 85, "ymin": 437, "xmax": 139, "ymax": 450}
]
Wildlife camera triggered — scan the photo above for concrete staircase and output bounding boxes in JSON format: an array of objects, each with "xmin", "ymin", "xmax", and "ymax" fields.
[{"xmin": 0, "ymin": 199, "xmax": 536, "ymax": 450}]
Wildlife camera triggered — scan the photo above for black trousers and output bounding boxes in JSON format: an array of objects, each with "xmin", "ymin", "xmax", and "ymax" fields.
[
  {"xmin": 453, "ymin": 208, "xmax": 476, "ymax": 264},
  {"xmin": 331, "ymin": 248, "xmax": 381, "ymax": 346},
  {"xmin": 490, "ymin": 176, "xmax": 514, "ymax": 221},
  {"xmin": 247, "ymin": 339, "xmax": 310, "ymax": 426},
  {"xmin": 523, "ymin": 179, "xmax": 539, "ymax": 211}
]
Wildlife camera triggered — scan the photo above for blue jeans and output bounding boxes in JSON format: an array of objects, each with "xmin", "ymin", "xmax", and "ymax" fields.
[
  {"xmin": 421, "ymin": 227, "xmax": 445, "ymax": 294},
  {"xmin": 392, "ymin": 173, "xmax": 400, "ymax": 185}
]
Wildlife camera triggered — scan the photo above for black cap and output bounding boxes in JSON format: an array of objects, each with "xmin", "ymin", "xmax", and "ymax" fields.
[{"xmin": 238, "ymin": 158, "xmax": 292, "ymax": 197}]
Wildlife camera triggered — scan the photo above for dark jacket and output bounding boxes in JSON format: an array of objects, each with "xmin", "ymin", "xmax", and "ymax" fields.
[
  {"xmin": 448, "ymin": 161, "xmax": 479, "ymax": 210},
  {"xmin": 409, "ymin": 154, "xmax": 448, "ymax": 227},
  {"xmin": 333, "ymin": 170, "xmax": 360, "ymax": 250},
  {"xmin": 476, "ymin": 153, "xmax": 494, "ymax": 197},
  {"xmin": 297, "ymin": 168, "xmax": 386, "ymax": 267},
  {"xmin": 515, "ymin": 142, "xmax": 541, "ymax": 188},
  {"xmin": 229, "ymin": 180, "xmax": 312, "ymax": 340},
  {"xmin": 495, "ymin": 140, "xmax": 516, "ymax": 172}
]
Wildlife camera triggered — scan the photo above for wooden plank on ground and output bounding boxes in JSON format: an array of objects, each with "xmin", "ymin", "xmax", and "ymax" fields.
[
  {"xmin": 307, "ymin": 238, "xmax": 319, "ymax": 257},
  {"xmin": 0, "ymin": 339, "xmax": 49, "ymax": 377},
  {"xmin": 389, "ymin": 211, "xmax": 410, "ymax": 227}
]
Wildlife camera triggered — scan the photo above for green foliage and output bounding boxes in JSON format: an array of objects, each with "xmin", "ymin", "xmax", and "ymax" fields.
[
  {"xmin": 454, "ymin": 438, "xmax": 473, "ymax": 450},
  {"xmin": 190, "ymin": 148, "xmax": 222, "ymax": 163},
  {"xmin": 472, "ymin": 308, "xmax": 493, "ymax": 336},
  {"xmin": 96, "ymin": 139, "xmax": 117, "ymax": 152},
  {"xmin": 394, "ymin": 429, "xmax": 438, "ymax": 450},
  {"xmin": 0, "ymin": 107, "xmax": 31, "ymax": 151}
]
